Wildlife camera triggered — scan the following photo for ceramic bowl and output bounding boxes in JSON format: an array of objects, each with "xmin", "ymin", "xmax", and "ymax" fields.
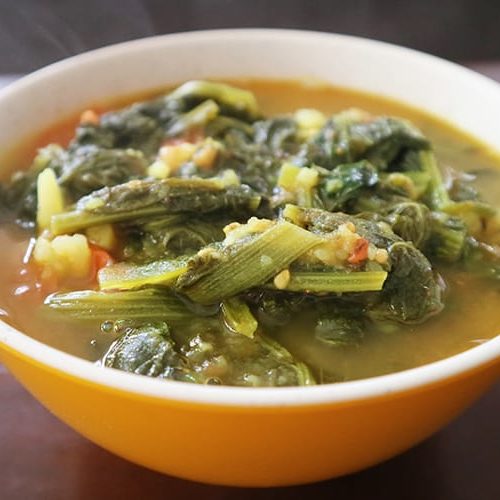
[{"xmin": 0, "ymin": 29, "xmax": 499, "ymax": 487}]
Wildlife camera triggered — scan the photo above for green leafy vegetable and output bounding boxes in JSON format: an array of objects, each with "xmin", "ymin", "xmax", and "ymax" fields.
[
  {"xmin": 282, "ymin": 270, "xmax": 388, "ymax": 293},
  {"xmin": 319, "ymin": 160, "xmax": 379, "ymax": 210},
  {"xmin": 180, "ymin": 329, "xmax": 315, "ymax": 386},
  {"xmin": 102, "ymin": 322, "xmax": 197, "ymax": 381},
  {"xmin": 102, "ymin": 314, "xmax": 314, "ymax": 386},
  {"xmin": 166, "ymin": 80, "xmax": 260, "ymax": 121},
  {"xmin": 166, "ymin": 99, "xmax": 219, "ymax": 137},
  {"xmin": 426, "ymin": 212, "xmax": 468, "ymax": 263},
  {"xmin": 122, "ymin": 217, "xmax": 226, "ymax": 263},
  {"xmin": 44, "ymin": 287, "xmax": 190, "ymax": 322},
  {"xmin": 421, "ymin": 150, "xmax": 451, "ymax": 210},
  {"xmin": 283, "ymin": 205, "xmax": 444, "ymax": 323},
  {"xmin": 0, "ymin": 145, "xmax": 68, "ymax": 228},
  {"xmin": 384, "ymin": 202, "xmax": 431, "ymax": 248},
  {"xmin": 58, "ymin": 145, "xmax": 148, "ymax": 198},
  {"xmin": 51, "ymin": 178, "xmax": 262, "ymax": 234},
  {"xmin": 377, "ymin": 241, "xmax": 444, "ymax": 323},
  {"xmin": 221, "ymin": 296, "xmax": 258, "ymax": 338},
  {"xmin": 98, "ymin": 259, "xmax": 188, "ymax": 290},
  {"xmin": 177, "ymin": 220, "xmax": 321, "ymax": 304},
  {"xmin": 74, "ymin": 99, "xmax": 168, "ymax": 157},
  {"xmin": 308, "ymin": 110, "xmax": 430, "ymax": 170},
  {"xmin": 252, "ymin": 291, "xmax": 307, "ymax": 328},
  {"xmin": 314, "ymin": 312, "xmax": 366, "ymax": 347}
]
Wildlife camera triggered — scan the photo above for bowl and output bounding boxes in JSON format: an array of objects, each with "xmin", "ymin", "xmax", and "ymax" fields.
[{"xmin": 0, "ymin": 29, "xmax": 499, "ymax": 487}]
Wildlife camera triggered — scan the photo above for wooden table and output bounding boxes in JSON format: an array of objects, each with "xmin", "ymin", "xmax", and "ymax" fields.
[{"xmin": 1, "ymin": 65, "xmax": 500, "ymax": 500}]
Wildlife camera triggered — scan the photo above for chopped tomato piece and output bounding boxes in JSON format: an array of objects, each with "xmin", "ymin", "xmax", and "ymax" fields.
[
  {"xmin": 162, "ymin": 128, "xmax": 204, "ymax": 147},
  {"xmin": 89, "ymin": 245, "xmax": 113, "ymax": 281},
  {"xmin": 79, "ymin": 109, "xmax": 100, "ymax": 125},
  {"xmin": 184, "ymin": 127, "xmax": 205, "ymax": 144},
  {"xmin": 348, "ymin": 238, "xmax": 369, "ymax": 265}
]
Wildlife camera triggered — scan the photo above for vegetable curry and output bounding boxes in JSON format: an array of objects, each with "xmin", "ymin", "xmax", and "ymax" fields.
[{"xmin": 1, "ymin": 79, "xmax": 499, "ymax": 386}]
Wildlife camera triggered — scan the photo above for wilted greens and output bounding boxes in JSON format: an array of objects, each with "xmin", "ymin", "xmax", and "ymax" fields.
[{"xmin": 2, "ymin": 80, "xmax": 500, "ymax": 387}]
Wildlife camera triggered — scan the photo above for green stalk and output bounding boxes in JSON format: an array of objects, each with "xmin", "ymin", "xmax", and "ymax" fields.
[
  {"xmin": 221, "ymin": 297, "xmax": 258, "ymax": 338},
  {"xmin": 206, "ymin": 116, "xmax": 254, "ymax": 137},
  {"xmin": 98, "ymin": 259, "xmax": 188, "ymax": 291},
  {"xmin": 51, "ymin": 206, "xmax": 169, "ymax": 235},
  {"xmin": 50, "ymin": 177, "xmax": 261, "ymax": 235},
  {"xmin": 421, "ymin": 150, "xmax": 451, "ymax": 210},
  {"xmin": 180, "ymin": 221, "xmax": 321, "ymax": 304},
  {"xmin": 167, "ymin": 99, "xmax": 220, "ymax": 136},
  {"xmin": 283, "ymin": 270, "xmax": 388, "ymax": 293},
  {"xmin": 257, "ymin": 334, "xmax": 316, "ymax": 386},
  {"xmin": 44, "ymin": 287, "xmax": 190, "ymax": 321},
  {"xmin": 403, "ymin": 170, "xmax": 431, "ymax": 199},
  {"xmin": 167, "ymin": 80, "xmax": 260, "ymax": 120}
]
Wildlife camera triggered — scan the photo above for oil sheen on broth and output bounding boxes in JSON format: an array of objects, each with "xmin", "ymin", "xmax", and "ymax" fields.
[{"xmin": 1, "ymin": 79, "xmax": 499, "ymax": 384}]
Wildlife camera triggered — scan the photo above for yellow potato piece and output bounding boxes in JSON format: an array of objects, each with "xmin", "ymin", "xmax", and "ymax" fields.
[
  {"xmin": 147, "ymin": 159, "xmax": 171, "ymax": 179},
  {"xmin": 159, "ymin": 143, "xmax": 196, "ymax": 172},
  {"xmin": 36, "ymin": 168, "xmax": 64, "ymax": 231},
  {"xmin": 33, "ymin": 234, "xmax": 91, "ymax": 280},
  {"xmin": 86, "ymin": 224, "xmax": 117, "ymax": 251}
]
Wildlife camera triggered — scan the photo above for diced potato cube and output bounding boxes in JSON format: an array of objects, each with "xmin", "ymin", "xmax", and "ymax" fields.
[
  {"xmin": 159, "ymin": 143, "xmax": 197, "ymax": 172},
  {"xmin": 36, "ymin": 168, "xmax": 64, "ymax": 231},
  {"xmin": 86, "ymin": 224, "xmax": 116, "ymax": 251},
  {"xmin": 278, "ymin": 162, "xmax": 300, "ymax": 191},
  {"xmin": 33, "ymin": 234, "xmax": 91, "ymax": 280},
  {"xmin": 282, "ymin": 204, "xmax": 303, "ymax": 225},
  {"xmin": 279, "ymin": 163, "xmax": 318, "ymax": 193},
  {"xmin": 296, "ymin": 168, "xmax": 319, "ymax": 189},
  {"xmin": 294, "ymin": 108, "xmax": 326, "ymax": 137},
  {"xmin": 218, "ymin": 169, "xmax": 240, "ymax": 187},
  {"xmin": 273, "ymin": 269, "xmax": 291, "ymax": 290},
  {"xmin": 147, "ymin": 159, "xmax": 171, "ymax": 179},
  {"xmin": 193, "ymin": 138, "xmax": 221, "ymax": 170}
]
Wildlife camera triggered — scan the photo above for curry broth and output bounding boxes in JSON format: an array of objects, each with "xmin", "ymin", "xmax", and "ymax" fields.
[{"xmin": 1, "ymin": 79, "xmax": 500, "ymax": 382}]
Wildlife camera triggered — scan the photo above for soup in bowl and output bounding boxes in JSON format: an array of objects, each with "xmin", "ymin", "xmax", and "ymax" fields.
[{"xmin": 0, "ymin": 30, "xmax": 499, "ymax": 486}]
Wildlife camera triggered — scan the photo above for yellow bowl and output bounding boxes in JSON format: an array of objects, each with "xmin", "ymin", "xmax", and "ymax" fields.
[{"xmin": 1, "ymin": 30, "xmax": 500, "ymax": 487}]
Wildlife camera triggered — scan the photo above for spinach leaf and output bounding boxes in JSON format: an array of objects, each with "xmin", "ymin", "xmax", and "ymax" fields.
[
  {"xmin": 284, "ymin": 206, "xmax": 444, "ymax": 323},
  {"xmin": 73, "ymin": 97, "xmax": 177, "ymax": 158},
  {"xmin": 378, "ymin": 241, "xmax": 444, "ymax": 323},
  {"xmin": 318, "ymin": 160, "xmax": 379, "ymax": 211},
  {"xmin": 0, "ymin": 144, "xmax": 148, "ymax": 227},
  {"xmin": 122, "ymin": 216, "xmax": 226, "ymax": 263},
  {"xmin": 180, "ymin": 329, "xmax": 315, "ymax": 387},
  {"xmin": 308, "ymin": 110, "xmax": 429, "ymax": 170},
  {"xmin": 425, "ymin": 212, "xmax": 468, "ymax": 263},
  {"xmin": 212, "ymin": 117, "xmax": 302, "ymax": 195},
  {"xmin": 52, "ymin": 178, "xmax": 262, "ymax": 235},
  {"xmin": 165, "ymin": 80, "xmax": 261, "ymax": 122},
  {"xmin": 102, "ymin": 317, "xmax": 315, "ymax": 386},
  {"xmin": 58, "ymin": 145, "xmax": 148, "ymax": 199},
  {"xmin": 0, "ymin": 145, "xmax": 65, "ymax": 228},
  {"xmin": 102, "ymin": 321, "xmax": 197, "ymax": 381},
  {"xmin": 384, "ymin": 202, "xmax": 431, "ymax": 249},
  {"xmin": 314, "ymin": 312, "xmax": 366, "ymax": 347}
]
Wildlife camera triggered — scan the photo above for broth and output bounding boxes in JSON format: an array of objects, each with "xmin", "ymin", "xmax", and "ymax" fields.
[{"xmin": 1, "ymin": 79, "xmax": 500, "ymax": 384}]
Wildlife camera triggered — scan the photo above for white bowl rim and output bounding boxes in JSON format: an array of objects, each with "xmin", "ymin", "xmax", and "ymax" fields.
[{"xmin": 0, "ymin": 28, "xmax": 499, "ymax": 408}]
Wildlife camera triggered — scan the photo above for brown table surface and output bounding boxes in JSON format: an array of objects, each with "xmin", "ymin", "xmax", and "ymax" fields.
[{"xmin": 1, "ymin": 62, "xmax": 500, "ymax": 500}]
